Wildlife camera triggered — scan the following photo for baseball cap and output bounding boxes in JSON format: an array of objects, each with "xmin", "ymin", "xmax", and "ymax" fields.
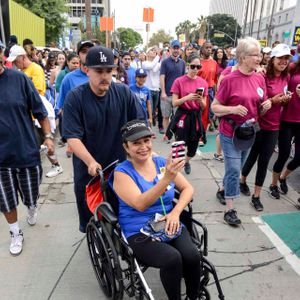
[
  {"xmin": 85, "ymin": 46, "xmax": 116, "ymax": 69},
  {"xmin": 48, "ymin": 52, "xmax": 56, "ymax": 60},
  {"xmin": 171, "ymin": 40, "xmax": 181, "ymax": 48},
  {"xmin": 262, "ymin": 47, "xmax": 271, "ymax": 54},
  {"xmin": 7, "ymin": 45, "xmax": 26, "ymax": 62},
  {"xmin": 135, "ymin": 68, "xmax": 147, "ymax": 77},
  {"xmin": 271, "ymin": 44, "xmax": 292, "ymax": 58},
  {"xmin": 77, "ymin": 40, "xmax": 94, "ymax": 54},
  {"xmin": 121, "ymin": 120, "xmax": 154, "ymax": 142},
  {"xmin": 112, "ymin": 49, "xmax": 119, "ymax": 58}
]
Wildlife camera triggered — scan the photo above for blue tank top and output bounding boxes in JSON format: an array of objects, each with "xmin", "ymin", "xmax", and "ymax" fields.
[{"xmin": 109, "ymin": 156, "xmax": 175, "ymax": 238}]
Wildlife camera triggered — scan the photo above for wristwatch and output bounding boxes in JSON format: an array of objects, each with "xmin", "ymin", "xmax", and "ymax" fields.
[{"xmin": 44, "ymin": 133, "xmax": 54, "ymax": 140}]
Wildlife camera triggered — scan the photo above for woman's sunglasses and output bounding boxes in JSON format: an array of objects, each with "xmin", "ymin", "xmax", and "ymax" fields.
[{"xmin": 189, "ymin": 64, "xmax": 201, "ymax": 70}]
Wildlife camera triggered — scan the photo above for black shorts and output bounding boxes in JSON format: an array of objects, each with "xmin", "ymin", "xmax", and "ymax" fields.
[{"xmin": 0, "ymin": 165, "xmax": 43, "ymax": 213}]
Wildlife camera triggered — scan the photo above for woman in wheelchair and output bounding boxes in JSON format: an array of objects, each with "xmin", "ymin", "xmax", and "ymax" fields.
[{"xmin": 111, "ymin": 119, "xmax": 202, "ymax": 300}]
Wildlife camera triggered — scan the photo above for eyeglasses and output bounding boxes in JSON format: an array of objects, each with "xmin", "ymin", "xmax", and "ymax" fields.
[
  {"xmin": 246, "ymin": 54, "xmax": 262, "ymax": 58},
  {"xmin": 189, "ymin": 64, "xmax": 201, "ymax": 70}
]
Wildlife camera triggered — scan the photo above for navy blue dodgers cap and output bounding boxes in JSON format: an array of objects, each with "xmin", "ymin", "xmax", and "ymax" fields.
[
  {"xmin": 85, "ymin": 46, "xmax": 116, "ymax": 68},
  {"xmin": 76, "ymin": 40, "xmax": 94, "ymax": 54},
  {"xmin": 135, "ymin": 68, "xmax": 147, "ymax": 77}
]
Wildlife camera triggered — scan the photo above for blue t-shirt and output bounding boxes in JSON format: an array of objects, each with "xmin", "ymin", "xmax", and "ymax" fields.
[
  {"xmin": 62, "ymin": 82, "xmax": 146, "ymax": 186},
  {"xmin": 125, "ymin": 66, "xmax": 136, "ymax": 86},
  {"xmin": 0, "ymin": 69, "xmax": 48, "ymax": 168},
  {"xmin": 129, "ymin": 84, "xmax": 150, "ymax": 115},
  {"xmin": 56, "ymin": 68, "xmax": 88, "ymax": 110},
  {"xmin": 160, "ymin": 56, "xmax": 186, "ymax": 96},
  {"xmin": 109, "ymin": 156, "xmax": 175, "ymax": 238}
]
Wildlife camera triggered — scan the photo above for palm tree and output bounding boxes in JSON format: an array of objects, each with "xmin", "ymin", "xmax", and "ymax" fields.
[
  {"xmin": 175, "ymin": 20, "xmax": 195, "ymax": 42},
  {"xmin": 190, "ymin": 16, "xmax": 207, "ymax": 41}
]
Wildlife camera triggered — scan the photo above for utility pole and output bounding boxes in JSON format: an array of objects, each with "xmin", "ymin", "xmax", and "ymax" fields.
[
  {"xmin": 107, "ymin": 0, "xmax": 111, "ymax": 48},
  {"xmin": 85, "ymin": 0, "xmax": 92, "ymax": 39},
  {"xmin": 242, "ymin": 0, "xmax": 250, "ymax": 38},
  {"xmin": 267, "ymin": 0, "xmax": 278, "ymax": 46},
  {"xmin": 250, "ymin": 0, "xmax": 258, "ymax": 36},
  {"xmin": 257, "ymin": 0, "xmax": 265, "ymax": 39}
]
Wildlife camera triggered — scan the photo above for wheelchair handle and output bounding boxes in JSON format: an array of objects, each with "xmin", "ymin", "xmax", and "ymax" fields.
[{"xmin": 97, "ymin": 168, "xmax": 108, "ymax": 202}]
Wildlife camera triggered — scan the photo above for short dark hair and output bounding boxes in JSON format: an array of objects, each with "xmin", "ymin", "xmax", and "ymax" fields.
[
  {"xmin": 23, "ymin": 38, "xmax": 33, "ymax": 47},
  {"xmin": 187, "ymin": 53, "xmax": 200, "ymax": 64},
  {"xmin": 122, "ymin": 52, "xmax": 131, "ymax": 58}
]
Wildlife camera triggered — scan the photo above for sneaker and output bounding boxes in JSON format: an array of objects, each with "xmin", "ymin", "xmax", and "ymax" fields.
[
  {"xmin": 27, "ymin": 207, "xmax": 38, "ymax": 226},
  {"xmin": 208, "ymin": 124, "xmax": 215, "ymax": 132},
  {"xmin": 269, "ymin": 185, "xmax": 280, "ymax": 199},
  {"xmin": 213, "ymin": 153, "xmax": 224, "ymax": 162},
  {"xmin": 198, "ymin": 140, "xmax": 204, "ymax": 147},
  {"xmin": 251, "ymin": 195, "xmax": 264, "ymax": 211},
  {"xmin": 279, "ymin": 178, "xmax": 288, "ymax": 194},
  {"xmin": 10, "ymin": 230, "xmax": 24, "ymax": 256},
  {"xmin": 159, "ymin": 128, "xmax": 165, "ymax": 134},
  {"xmin": 224, "ymin": 209, "xmax": 241, "ymax": 226},
  {"xmin": 240, "ymin": 182, "xmax": 251, "ymax": 196},
  {"xmin": 216, "ymin": 189, "xmax": 226, "ymax": 205},
  {"xmin": 46, "ymin": 165, "xmax": 63, "ymax": 178},
  {"xmin": 184, "ymin": 162, "xmax": 191, "ymax": 174}
]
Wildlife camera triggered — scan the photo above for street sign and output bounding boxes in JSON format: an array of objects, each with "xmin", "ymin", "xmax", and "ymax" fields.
[
  {"xmin": 259, "ymin": 40, "xmax": 267, "ymax": 47},
  {"xmin": 283, "ymin": 31, "xmax": 290, "ymax": 38},
  {"xmin": 292, "ymin": 26, "xmax": 300, "ymax": 46},
  {"xmin": 179, "ymin": 34, "xmax": 185, "ymax": 43},
  {"xmin": 100, "ymin": 17, "xmax": 113, "ymax": 32},
  {"xmin": 214, "ymin": 33, "xmax": 225, "ymax": 38},
  {"xmin": 143, "ymin": 7, "xmax": 154, "ymax": 22}
]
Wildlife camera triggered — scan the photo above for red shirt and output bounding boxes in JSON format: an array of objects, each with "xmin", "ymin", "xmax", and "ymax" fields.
[{"xmin": 197, "ymin": 58, "xmax": 218, "ymax": 88}]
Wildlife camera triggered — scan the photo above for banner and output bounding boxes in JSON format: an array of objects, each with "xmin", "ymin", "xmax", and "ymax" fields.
[
  {"xmin": 259, "ymin": 40, "xmax": 267, "ymax": 47},
  {"xmin": 100, "ymin": 17, "xmax": 113, "ymax": 32},
  {"xmin": 292, "ymin": 26, "xmax": 300, "ymax": 46},
  {"xmin": 179, "ymin": 34, "xmax": 185, "ymax": 43},
  {"xmin": 143, "ymin": 7, "xmax": 154, "ymax": 23}
]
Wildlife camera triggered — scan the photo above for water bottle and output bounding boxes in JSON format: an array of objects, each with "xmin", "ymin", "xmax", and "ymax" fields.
[{"xmin": 241, "ymin": 118, "xmax": 255, "ymax": 128}]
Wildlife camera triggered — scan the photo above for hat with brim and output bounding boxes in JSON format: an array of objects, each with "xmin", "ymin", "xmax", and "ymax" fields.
[
  {"xmin": 122, "ymin": 120, "xmax": 154, "ymax": 142},
  {"xmin": 77, "ymin": 40, "xmax": 94, "ymax": 54},
  {"xmin": 271, "ymin": 44, "xmax": 292, "ymax": 58},
  {"xmin": 86, "ymin": 45, "xmax": 117, "ymax": 69},
  {"xmin": 232, "ymin": 126, "xmax": 256, "ymax": 151},
  {"xmin": 7, "ymin": 45, "xmax": 26, "ymax": 62}
]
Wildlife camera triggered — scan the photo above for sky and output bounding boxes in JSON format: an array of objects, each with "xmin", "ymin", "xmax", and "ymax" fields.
[{"xmin": 110, "ymin": 0, "xmax": 210, "ymax": 44}]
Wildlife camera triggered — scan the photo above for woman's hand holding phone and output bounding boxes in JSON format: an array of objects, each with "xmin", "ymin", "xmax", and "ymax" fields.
[{"xmin": 164, "ymin": 155, "xmax": 185, "ymax": 182}]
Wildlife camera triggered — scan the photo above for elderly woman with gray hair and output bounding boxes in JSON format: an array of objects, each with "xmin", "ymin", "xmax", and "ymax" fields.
[{"xmin": 211, "ymin": 37, "xmax": 272, "ymax": 226}]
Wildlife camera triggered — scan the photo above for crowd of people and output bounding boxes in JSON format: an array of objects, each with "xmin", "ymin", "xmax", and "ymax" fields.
[{"xmin": 0, "ymin": 32, "xmax": 300, "ymax": 299}]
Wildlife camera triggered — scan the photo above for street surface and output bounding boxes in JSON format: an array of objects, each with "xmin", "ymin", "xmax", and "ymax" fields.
[{"xmin": 0, "ymin": 128, "xmax": 300, "ymax": 300}]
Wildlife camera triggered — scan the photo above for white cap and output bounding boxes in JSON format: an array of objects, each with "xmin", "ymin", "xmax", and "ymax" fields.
[
  {"xmin": 230, "ymin": 48, "xmax": 236, "ymax": 55},
  {"xmin": 262, "ymin": 47, "xmax": 272, "ymax": 54},
  {"xmin": 271, "ymin": 44, "xmax": 292, "ymax": 58},
  {"xmin": 7, "ymin": 45, "xmax": 26, "ymax": 62}
]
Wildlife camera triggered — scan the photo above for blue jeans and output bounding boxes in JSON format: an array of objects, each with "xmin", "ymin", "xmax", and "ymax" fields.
[
  {"xmin": 220, "ymin": 133, "xmax": 250, "ymax": 199},
  {"xmin": 208, "ymin": 87, "xmax": 215, "ymax": 120}
]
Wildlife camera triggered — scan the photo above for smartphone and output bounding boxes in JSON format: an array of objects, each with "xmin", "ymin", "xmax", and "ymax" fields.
[
  {"xmin": 196, "ymin": 87, "xmax": 204, "ymax": 96},
  {"xmin": 172, "ymin": 141, "xmax": 186, "ymax": 159},
  {"xmin": 150, "ymin": 220, "xmax": 166, "ymax": 232}
]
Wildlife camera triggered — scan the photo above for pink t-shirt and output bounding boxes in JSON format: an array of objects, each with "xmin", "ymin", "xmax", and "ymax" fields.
[
  {"xmin": 171, "ymin": 75, "xmax": 209, "ymax": 111},
  {"xmin": 216, "ymin": 69, "xmax": 267, "ymax": 137},
  {"xmin": 281, "ymin": 71, "xmax": 300, "ymax": 123},
  {"xmin": 259, "ymin": 74, "xmax": 289, "ymax": 131}
]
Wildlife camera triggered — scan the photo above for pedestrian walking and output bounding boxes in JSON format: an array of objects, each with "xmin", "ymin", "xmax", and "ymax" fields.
[{"xmin": 62, "ymin": 46, "xmax": 146, "ymax": 233}]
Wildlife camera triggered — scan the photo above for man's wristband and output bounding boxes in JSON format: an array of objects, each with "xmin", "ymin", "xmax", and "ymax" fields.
[{"xmin": 44, "ymin": 133, "xmax": 54, "ymax": 140}]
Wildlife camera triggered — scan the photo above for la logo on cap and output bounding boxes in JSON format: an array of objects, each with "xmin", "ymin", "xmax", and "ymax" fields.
[{"xmin": 99, "ymin": 51, "xmax": 107, "ymax": 63}]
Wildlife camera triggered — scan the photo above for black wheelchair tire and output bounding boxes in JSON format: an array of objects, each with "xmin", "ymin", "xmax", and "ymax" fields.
[
  {"xmin": 199, "ymin": 286, "xmax": 211, "ymax": 300},
  {"xmin": 86, "ymin": 219, "xmax": 123, "ymax": 300}
]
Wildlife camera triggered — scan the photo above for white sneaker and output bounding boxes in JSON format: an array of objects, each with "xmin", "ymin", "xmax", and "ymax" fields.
[
  {"xmin": 10, "ymin": 230, "xmax": 24, "ymax": 256},
  {"xmin": 46, "ymin": 165, "xmax": 63, "ymax": 178},
  {"xmin": 27, "ymin": 207, "xmax": 38, "ymax": 226}
]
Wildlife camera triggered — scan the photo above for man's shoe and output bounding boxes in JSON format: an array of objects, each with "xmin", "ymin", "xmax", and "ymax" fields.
[
  {"xmin": 240, "ymin": 182, "xmax": 251, "ymax": 196},
  {"xmin": 216, "ymin": 189, "xmax": 226, "ymax": 205},
  {"xmin": 224, "ymin": 209, "xmax": 241, "ymax": 226},
  {"xmin": 10, "ymin": 230, "xmax": 24, "ymax": 256},
  {"xmin": 184, "ymin": 162, "xmax": 191, "ymax": 174},
  {"xmin": 27, "ymin": 207, "xmax": 38, "ymax": 226},
  {"xmin": 251, "ymin": 195, "xmax": 264, "ymax": 211},
  {"xmin": 269, "ymin": 185, "xmax": 280, "ymax": 199},
  {"xmin": 213, "ymin": 153, "xmax": 224, "ymax": 162},
  {"xmin": 279, "ymin": 178, "xmax": 288, "ymax": 194},
  {"xmin": 46, "ymin": 165, "xmax": 63, "ymax": 178}
]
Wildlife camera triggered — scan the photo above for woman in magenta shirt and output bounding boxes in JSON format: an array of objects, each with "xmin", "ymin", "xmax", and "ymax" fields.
[
  {"xmin": 240, "ymin": 44, "xmax": 292, "ymax": 210},
  {"xmin": 270, "ymin": 56, "xmax": 300, "ymax": 199},
  {"xmin": 169, "ymin": 54, "xmax": 208, "ymax": 174},
  {"xmin": 211, "ymin": 37, "xmax": 272, "ymax": 226}
]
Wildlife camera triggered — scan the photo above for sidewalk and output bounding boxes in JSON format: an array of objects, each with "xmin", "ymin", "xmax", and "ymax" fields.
[{"xmin": 0, "ymin": 131, "xmax": 300, "ymax": 300}]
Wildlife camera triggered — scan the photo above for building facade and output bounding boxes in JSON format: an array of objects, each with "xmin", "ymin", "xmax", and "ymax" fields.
[
  {"xmin": 209, "ymin": 0, "xmax": 247, "ymax": 25},
  {"xmin": 243, "ymin": 0, "xmax": 300, "ymax": 46}
]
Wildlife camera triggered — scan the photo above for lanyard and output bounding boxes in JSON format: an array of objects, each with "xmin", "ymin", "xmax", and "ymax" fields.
[{"xmin": 160, "ymin": 196, "xmax": 167, "ymax": 216}]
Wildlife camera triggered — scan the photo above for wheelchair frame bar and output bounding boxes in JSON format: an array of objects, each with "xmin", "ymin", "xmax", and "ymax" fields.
[
  {"xmin": 189, "ymin": 217, "xmax": 208, "ymax": 256},
  {"xmin": 122, "ymin": 232, "xmax": 155, "ymax": 300}
]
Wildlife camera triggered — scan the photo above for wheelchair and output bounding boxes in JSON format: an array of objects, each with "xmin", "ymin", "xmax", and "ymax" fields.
[{"xmin": 86, "ymin": 168, "xmax": 225, "ymax": 300}]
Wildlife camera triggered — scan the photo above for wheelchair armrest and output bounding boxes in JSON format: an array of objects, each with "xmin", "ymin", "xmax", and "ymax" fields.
[
  {"xmin": 190, "ymin": 217, "xmax": 208, "ymax": 256},
  {"xmin": 95, "ymin": 202, "xmax": 118, "ymax": 226}
]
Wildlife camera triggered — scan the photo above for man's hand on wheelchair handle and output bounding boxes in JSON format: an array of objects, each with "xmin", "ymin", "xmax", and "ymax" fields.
[{"xmin": 88, "ymin": 160, "xmax": 102, "ymax": 177}]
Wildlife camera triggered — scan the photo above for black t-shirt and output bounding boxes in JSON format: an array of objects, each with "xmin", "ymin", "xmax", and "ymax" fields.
[
  {"xmin": 0, "ymin": 68, "xmax": 48, "ymax": 168},
  {"xmin": 62, "ymin": 81, "xmax": 145, "ymax": 186}
]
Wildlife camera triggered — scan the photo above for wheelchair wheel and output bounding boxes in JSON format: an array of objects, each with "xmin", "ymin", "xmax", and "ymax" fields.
[
  {"xmin": 191, "ymin": 223, "xmax": 200, "ymax": 243},
  {"xmin": 86, "ymin": 219, "xmax": 123, "ymax": 300},
  {"xmin": 198, "ymin": 286, "xmax": 210, "ymax": 300}
]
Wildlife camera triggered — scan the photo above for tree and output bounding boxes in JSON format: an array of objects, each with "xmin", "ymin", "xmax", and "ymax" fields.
[
  {"xmin": 148, "ymin": 29, "xmax": 173, "ymax": 47},
  {"xmin": 15, "ymin": 0, "xmax": 67, "ymax": 44},
  {"xmin": 206, "ymin": 14, "xmax": 242, "ymax": 47},
  {"xmin": 117, "ymin": 27, "xmax": 143, "ymax": 50},
  {"xmin": 190, "ymin": 16, "xmax": 207, "ymax": 41},
  {"xmin": 175, "ymin": 20, "xmax": 195, "ymax": 42}
]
